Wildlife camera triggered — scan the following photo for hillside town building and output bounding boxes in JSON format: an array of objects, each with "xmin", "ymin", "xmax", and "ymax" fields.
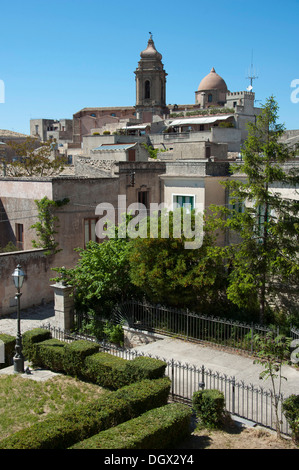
[{"xmin": 1, "ymin": 34, "xmax": 298, "ymax": 315}]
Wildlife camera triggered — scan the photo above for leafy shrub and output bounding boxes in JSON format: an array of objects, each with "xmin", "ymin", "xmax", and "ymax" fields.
[
  {"xmin": 22, "ymin": 328, "xmax": 52, "ymax": 362},
  {"xmin": 0, "ymin": 377, "xmax": 171, "ymax": 449},
  {"xmin": 103, "ymin": 321, "xmax": 124, "ymax": 346},
  {"xmin": 0, "ymin": 241, "xmax": 18, "ymax": 253},
  {"xmin": 192, "ymin": 389, "xmax": 225, "ymax": 428},
  {"xmin": 0, "ymin": 334, "xmax": 16, "ymax": 369},
  {"xmin": 63, "ymin": 340, "xmax": 100, "ymax": 377},
  {"xmin": 282, "ymin": 394, "xmax": 299, "ymax": 444},
  {"xmin": 70, "ymin": 403, "xmax": 191, "ymax": 449}
]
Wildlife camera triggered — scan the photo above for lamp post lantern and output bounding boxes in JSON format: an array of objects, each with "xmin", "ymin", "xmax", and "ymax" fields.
[{"xmin": 12, "ymin": 264, "xmax": 25, "ymax": 373}]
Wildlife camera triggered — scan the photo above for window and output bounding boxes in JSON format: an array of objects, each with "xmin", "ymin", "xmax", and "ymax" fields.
[
  {"xmin": 145, "ymin": 80, "xmax": 151, "ymax": 99},
  {"xmin": 173, "ymin": 195, "xmax": 194, "ymax": 214},
  {"xmin": 84, "ymin": 218, "xmax": 97, "ymax": 248},
  {"xmin": 229, "ymin": 197, "xmax": 244, "ymax": 216},
  {"xmin": 15, "ymin": 223, "xmax": 24, "ymax": 250},
  {"xmin": 208, "ymin": 94, "xmax": 213, "ymax": 103},
  {"xmin": 255, "ymin": 204, "xmax": 273, "ymax": 240},
  {"xmin": 138, "ymin": 191, "xmax": 149, "ymax": 209}
]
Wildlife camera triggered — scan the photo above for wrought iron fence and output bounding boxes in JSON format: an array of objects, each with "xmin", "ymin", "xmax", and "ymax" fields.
[
  {"xmin": 290, "ymin": 327, "xmax": 299, "ymax": 341},
  {"xmin": 41, "ymin": 324, "xmax": 291, "ymax": 436},
  {"xmin": 113, "ymin": 300, "xmax": 288, "ymax": 355}
]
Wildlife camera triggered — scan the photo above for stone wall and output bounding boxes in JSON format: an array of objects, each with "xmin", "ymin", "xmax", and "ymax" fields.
[
  {"xmin": 74, "ymin": 157, "xmax": 118, "ymax": 177},
  {"xmin": 0, "ymin": 248, "xmax": 53, "ymax": 316},
  {"xmin": 123, "ymin": 326, "xmax": 164, "ymax": 348}
]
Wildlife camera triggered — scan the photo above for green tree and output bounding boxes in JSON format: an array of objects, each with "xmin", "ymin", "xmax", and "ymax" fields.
[
  {"xmin": 4, "ymin": 137, "xmax": 66, "ymax": 176},
  {"xmin": 129, "ymin": 208, "xmax": 226, "ymax": 312},
  {"xmin": 52, "ymin": 227, "xmax": 140, "ymax": 321},
  {"xmin": 253, "ymin": 332, "xmax": 292, "ymax": 439},
  {"xmin": 210, "ymin": 96, "xmax": 299, "ymax": 324}
]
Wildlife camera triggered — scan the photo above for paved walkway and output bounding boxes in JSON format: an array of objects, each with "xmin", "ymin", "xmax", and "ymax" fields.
[
  {"xmin": 0, "ymin": 361, "xmax": 61, "ymax": 382},
  {"xmin": 0, "ymin": 303, "xmax": 298, "ymax": 396},
  {"xmin": 132, "ymin": 336, "xmax": 299, "ymax": 396},
  {"xmin": 0, "ymin": 302, "xmax": 56, "ymax": 336}
]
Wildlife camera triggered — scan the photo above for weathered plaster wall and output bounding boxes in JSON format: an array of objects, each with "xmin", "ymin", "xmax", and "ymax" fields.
[{"xmin": 0, "ymin": 248, "xmax": 53, "ymax": 316}]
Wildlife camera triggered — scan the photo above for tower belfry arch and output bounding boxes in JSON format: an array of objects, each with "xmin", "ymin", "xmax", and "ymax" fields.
[{"xmin": 134, "ymin": 34, "xmax": 168, "ymax": 122}]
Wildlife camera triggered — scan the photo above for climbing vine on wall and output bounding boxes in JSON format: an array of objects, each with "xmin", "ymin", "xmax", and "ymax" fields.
[{"xmin": 31, "ymin": 196, "xmax": 69, "ymax": 256}]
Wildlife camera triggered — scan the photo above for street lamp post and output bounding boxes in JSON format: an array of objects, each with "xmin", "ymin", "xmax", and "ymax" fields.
[{"xmin": 12, "ymin": 264, "xmax": 25, "ymax": 373}]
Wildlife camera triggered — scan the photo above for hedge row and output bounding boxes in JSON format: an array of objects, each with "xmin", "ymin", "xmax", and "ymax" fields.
[
  {"xmin": 70, "ymin": 403, "xmax": 192, "ymax": 449},
  {"xmin": 23, "ymin": 329, "xmax": 167, "ymax": 390},
  {"xmin": 0, "ymin": 334, "xmax": 16, "ymax": 369},
  {"xmin": 0, "ymin": 377, "xmax": 171, "ymax": 449}
]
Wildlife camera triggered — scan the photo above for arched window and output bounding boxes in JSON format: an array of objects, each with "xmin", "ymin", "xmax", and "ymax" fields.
[{"xmin": 145, "ymin": 80, "xmax": 150, "ymax": 99}]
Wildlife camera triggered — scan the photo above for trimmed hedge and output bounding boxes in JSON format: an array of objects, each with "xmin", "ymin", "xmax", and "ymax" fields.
[
  {"xmin": 0, "ymin": 334, "xmax": 16, "ymax": 369},
  {"xmin": 22, "ymin": 328, "xmax": 52, "ymax": 362},
  {"xmin": 70, "ymin": 403, "xmax": 192, "ymax": 449},
  {"xmin": 128, "ymin": 356, "xmax": 167, "ymax": 380},
  {"xmin": 84, "ymin": 352, "xmax": 130, "ymax": 389},
  {"xmin": 63, "ymin": 340, "xmax": 100, "ymax": 377},
  {"xmin": 192, "ymin": 389, "xmax": 225, "ymax": 428},
  {"xmin": 27, "ymin": 333, "xmax": 166, "ymax": 390},
  {"xmin": 0, "ymin": 377, "xmax": 171, "ymax": 449},
  {"xmin": 84, "ymin": 353, "xmax": 167, "ymax": 390},
  {"xmin": 31, "ymin": 338, "xmax": 66, "ymax": 372}
]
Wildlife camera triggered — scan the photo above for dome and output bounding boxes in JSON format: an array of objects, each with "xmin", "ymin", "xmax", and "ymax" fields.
[
  {"xmin": 197, "ymin": 67, "xmax": 228, "ymax": 92},
  {"xmin": 140, "ymin": 36, "xmax": 162, "ymax": 60}
]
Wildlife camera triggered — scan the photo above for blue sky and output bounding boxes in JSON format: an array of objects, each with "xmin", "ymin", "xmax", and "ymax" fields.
[{"xmin": 0, "ymin": 0, "xmax": 298, "ymax": 134}]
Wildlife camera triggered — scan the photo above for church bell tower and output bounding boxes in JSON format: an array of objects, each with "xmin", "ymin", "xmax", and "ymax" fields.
[{"xmin": 134, "ymin": 34, "xmax": 168, "ymax": 122}]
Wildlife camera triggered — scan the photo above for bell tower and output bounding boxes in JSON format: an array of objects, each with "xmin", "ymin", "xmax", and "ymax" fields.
[{"xmin": 134, "ymin": 34, "xmax": 168, "ymax": 122}]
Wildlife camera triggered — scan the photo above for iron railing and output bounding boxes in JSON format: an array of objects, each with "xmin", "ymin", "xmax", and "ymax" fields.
[
  {"xmin": 41, "ymin": 324, "xmax": 291, "ymax": 436},
  {"xmin": 112, "ymin": 300, "xmax": 294, "ymax": 355}
]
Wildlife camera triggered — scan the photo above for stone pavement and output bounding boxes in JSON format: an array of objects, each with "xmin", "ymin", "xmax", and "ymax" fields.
[
  {"xmin": 133, "ymin": 336, "xmax": 299, "ymax": 396},
  {"xmin": 0, "ymin": 302, "xmax": 56, "ymax": 336},
  {"xmin": 0, "ymin": 361, "xmax": 61, "ymax": 382}
]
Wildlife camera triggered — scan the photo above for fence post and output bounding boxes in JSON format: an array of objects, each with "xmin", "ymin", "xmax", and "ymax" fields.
[
  {"xmin": 171, "ymin": 359, "xmax": 175, "ymax": 399},
  {"xmin": 231, "ymin": 376, "xmax": 236, "ymax": 415},
  {"xmin": 199, "ymin": 365, "xmax": 205, "ymax": 390},
  {"xmin": 51, "ymin": 281, "xmax": 74, "ymax": 330}
]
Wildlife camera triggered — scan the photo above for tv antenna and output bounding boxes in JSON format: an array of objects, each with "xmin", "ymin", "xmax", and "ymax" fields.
[{"xmin": 246, "ymin": 50, "xmax": 258, "ymax": 91}]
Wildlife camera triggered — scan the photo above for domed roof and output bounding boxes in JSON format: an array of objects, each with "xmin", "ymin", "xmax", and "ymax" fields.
[
  {"xmin": 140, "ymin": 36, "xmax": 162, "ymax": 60},
  {"xmin": 197, "ymin": 68, "xmax": 228, "ymax": 92}
]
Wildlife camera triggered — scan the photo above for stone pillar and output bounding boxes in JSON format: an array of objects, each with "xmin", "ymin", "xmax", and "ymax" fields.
[{"xmin": 51, "ymin": 282, "xmax": 74, "ymax": 330}]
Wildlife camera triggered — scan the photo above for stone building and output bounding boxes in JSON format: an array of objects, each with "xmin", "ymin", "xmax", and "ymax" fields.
[
  {"xmin": 195, "ymin": 67, "xmax": 228, "ymax": 108},
  {"xmin": 30, "ymin": 118, "xmax": 73, "ymax": 144},
  {"xmin": 134, "ymin": 33, "xmax": 168, "ymax": 122},
  {"xmin": 64, "ymin": 34, "xmax": 261, "ymax": 159}
]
